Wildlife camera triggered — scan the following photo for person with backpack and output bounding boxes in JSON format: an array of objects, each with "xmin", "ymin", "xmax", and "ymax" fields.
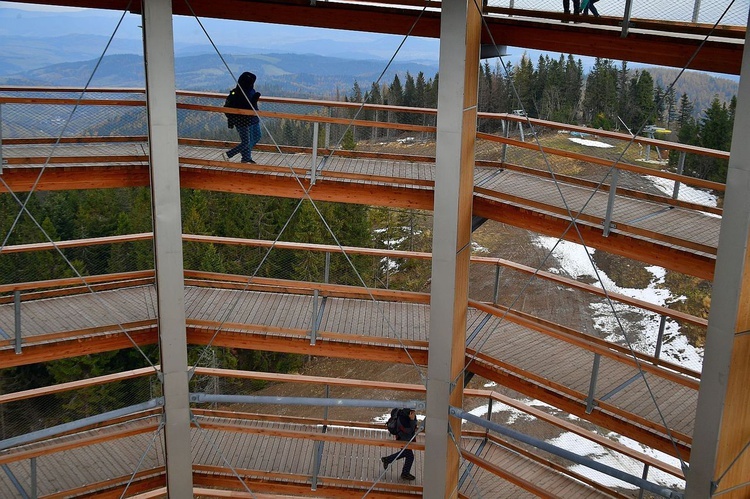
[
  {"xmin": 223, "ymin": 71, "xmax": 261, "ymax": 164},
  {"xmin": 381, "ymin": 408, "xmax": 418, "ymax": 481}
]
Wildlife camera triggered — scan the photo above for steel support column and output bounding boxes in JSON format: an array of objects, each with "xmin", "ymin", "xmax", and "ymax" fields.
[
  {"xmin": 686, "ymin": 7, "xmax": 750, "ymax": 498},
  {"xmin": 142, "ymin": 0, "xmax": 193, "ymax": 495},
  {"xmin": 424, "ymin": 0, "xmax": 481, "ymax": 497}
]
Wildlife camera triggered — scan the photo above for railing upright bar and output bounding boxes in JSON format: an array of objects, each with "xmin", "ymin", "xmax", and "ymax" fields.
[
  {"xmin": 672, "ymin": 151, "xmax": 686, "ymax": 200},
  {"xmin": 311, "ymin": 289, "xmax": 318, "ymax": 346},
  {"xmin": 325, "ymin": 252, "xmax": 331, "ymax": 284},
  {"xmin": 654, "ymin": 315, "xmax": 667, "ymax": 359},
  {"xmin": 14, "ymin": 290, "xmax": 21, "ymax": 355},
  {"xmin": 325, "ymin": 107, "xmax": 331, "ymax": 150},
  {"xmin": 1, "ymin": 103, "xmax": 4, "ymax": 175},
  {"xmin": 311, "ymin": 122, "xmax": 319, "ymax": 185},
  {"xmin": 603, "ymin": 168, "xmax": 620, "ymax": 237},
  {"xmin": 30, "ymin": 457, "xmax": 36, "ymax": 499},
  {"xmin": 493, "ymin": 264, "xmax": 501, "ymax": 305},
  {"xmin": 621, "ymin": 0, "xmax": 634, "ymax": 37},
  {"xmin": 638, "ymin": 463, "xmax": 651, "ymax": 499},
  {"xmin": 691, "ymin": 0, "xmax": 701, "ymax": 23},
  {"xmin": 585, "ymin": 353, "xmax": 601, "ymax": 414}
]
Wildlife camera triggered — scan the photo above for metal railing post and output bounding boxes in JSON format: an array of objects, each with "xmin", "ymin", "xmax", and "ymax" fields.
[
  {"xmin": 585, "ymin": 353, "xmax": 601, "ymax": 414},
  {"xmin": 621, "ymin": 0, "xmax": 634, "ymax": 37},
  {"xmin": 672, "ymin": 151, "xmax": 686, "ymax": 200},
  {"xmin": 30, "ymin": 457, "xmax": 37, "ymax": 499},
  {"xmin": 493, "ymin": 264, "xmax": 501, "ymax": 305},
  {"xmin": 654, "ymin": 315, "xmax": 667, "ymax": 360},
  {"xmin": 501, "ymin": 120, "xmax": 509, "ymax": 164},
  {"xmin": 325, "ymin": 108, "xmax": 331, "ymax": 150},
  {"xmin": 637, "ymin": 463, "xmax": 650, "ymax": 499},
  {"xmin": 311, "ymin": 384, "xmax": 329, "ymax": 490},
  {"xmin": 603, "ymin": 169, "xmax": 620, "ymax": 237},
  {"xmin": 1, "ymin": 103, "xmax": 4, "ymax": 175},
  {"xmin": 311, "ymin": 122, "xmax": 319, "ymax": 185},
  {"xmin": 14, "ymin": 290, "xmax": 21, "ymax": 354},
  {"xmin": 691, "ymin": 0, "xmax": 701, "ymax": 23},
  {"xmin": 325, "ymin": 252, "xmax": 331, "ymax": 284},
  {"xmin": 311, "ymin": 290, "xmax": 318, "ymax": 345}
]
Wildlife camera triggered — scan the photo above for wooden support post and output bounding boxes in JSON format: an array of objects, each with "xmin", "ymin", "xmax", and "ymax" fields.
[{"xmin": 424, "ymin": 0, "xmax": 481, "ymax": 497}]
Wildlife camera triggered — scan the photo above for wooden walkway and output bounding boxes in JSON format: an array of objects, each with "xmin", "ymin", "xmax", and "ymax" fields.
[
  {"xmin": 0, "ymin": 284, "xmax": 697, "ymax": 454},
  {"xmin": 1, "ymin": 141, "xmax": 722, "ymax": 279},
  {"xmin": 0, "ymin": 412, "xmax": 615, "ymax": 498}
]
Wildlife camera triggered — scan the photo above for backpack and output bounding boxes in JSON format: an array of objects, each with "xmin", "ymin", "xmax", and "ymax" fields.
[
  {"xmin": 224, "ymin": 89, "xmax": 240, "ymax": 128},
  {"xmin": 386, "ymin": 408, "xmax": 401, "ymax": 435}
]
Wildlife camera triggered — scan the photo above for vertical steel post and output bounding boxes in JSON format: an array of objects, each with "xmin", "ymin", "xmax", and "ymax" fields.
[
  {"xmin": 311, "ymin": 289, "xmax": 318, "ymax": 345},
  {"xmin": 1, "ymin": 104, "xmax": 4, "ymax": 175},
  {"xmin": 585, "ymin": 354, "xmax": 601, "ymax": 414},
  {"xmin": 325, "ymin": 251, "xmax": 331, "ymax": 284},
  {"xmin": 654, "ymin": 315, "xmax": 667, "ymax": 359},
  {"xmin": 141, "ymin": 0, "xmax": 193, "ymax": 495},
  {"xmin": 493, "ymin": 264, "xmax": 501, "ymax": 304},
  {"xmin": 325, "ymin": 107, "xmax": 331, "ymax": 149},
  {"xmin": 14, "ymin": 290, "xmax": 21, "ymax": 355},
  {"xmin": 500, "ymin": 120, "xmax": 509, "ymax": 164},
  {"xmin": 311, "ymin": 122, "xmax": 319, "ymax": 185},
  {"xmin": 672, "ymin": 151, "xmax": 686, "ymax": 200},
  {"xmin": 692, "ymin": 0, "xmax": 701, "ymax": 23},
  {"xmin": 29, "ymin": 457, "xmax": 36, "ymax": 499},
  {"xmin": 621, "ymin": 0, "xmax": 634, "ymax": 37},
  {"xmin": 603, "ymin": 169, "xmax": 620, "ymax": 236},
  {"xmin": 637, "ymin": 464, "xmax": 650, "ymax": 499}
]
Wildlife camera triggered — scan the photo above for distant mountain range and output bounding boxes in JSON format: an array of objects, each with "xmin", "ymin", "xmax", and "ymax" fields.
[{"xmin": 0, "ymin": 6, "xmax": 738, "ymax": 107}]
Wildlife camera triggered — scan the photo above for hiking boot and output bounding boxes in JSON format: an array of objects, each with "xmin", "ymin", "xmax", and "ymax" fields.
[
  {"xmin": 381, "ymin": 457, "xmax": 389, "ymax": 469},
  {"xmin": 401, "ymin": 472, "xmax": 416, "ymax": 480}
]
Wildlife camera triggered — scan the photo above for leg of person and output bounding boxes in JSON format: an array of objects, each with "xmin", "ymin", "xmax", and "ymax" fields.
[
  {"xmin": 589, "ymin": 3, "xmax": 599, "ymax": 16},
  {"xmin": 227, "ymin": 125, "xmax": 249, "ymax": 159},
  {"xmin": 400, "ymin": 449, "xmax": 415, "ymax": 480},
  {"xmin": 562, "ymin": 0, "xmax": 570, "ymax": 14},
  {"xmin": 573, "ymin": 0, "xmax": 580, "ymax": 15},
  {"xmin": 235, "ymin": 125, "xmax": 251, "ymax": 162},
  {"xmin": 246, "ymin": 122, "xmax": 261, "ymax": 163}
]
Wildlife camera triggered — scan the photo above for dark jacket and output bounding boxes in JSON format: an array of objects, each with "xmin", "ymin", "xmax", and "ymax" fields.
[
  {"xmin": 225, "ymin": 71, "xmax": 261, "ymax": 128},
  {"xmin": 395, "ymin": 410, "xmax": 417, "ymax": 441}
]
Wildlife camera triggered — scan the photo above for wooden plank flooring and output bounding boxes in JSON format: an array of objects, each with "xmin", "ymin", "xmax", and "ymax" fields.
[{"xmin": 0, "ymin": 415, "xmax": 617, "ymax": 498}]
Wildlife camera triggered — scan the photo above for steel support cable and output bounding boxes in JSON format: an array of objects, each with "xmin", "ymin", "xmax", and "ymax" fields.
[
  {"xmin": 0, "ymin": 2, "xmax": 160, "ymax": 373},
  {"xmin": 361, "ymin": 425, "xmax": 423, "ymax": 498},
  {"xmin": 447, "ymin": 423, "xmax": 484, "ymax": 499},
  {"xmin": 456, "ymin": 0, "xmax": 736, "ymax": 475},
  {"xmin": 712, "ymin": 437, "xmax": 750, "ymax": 495},
  {"xmin": 191, "ymin": 415, "xmax": 259, "ymax": 499},
  {"xmin": 118, "ymin": 418, "xmax": 165, "ymax": 499},
  {"xmin": 182, "ymin": 0, "xmax": 429, "ymax": 383}
]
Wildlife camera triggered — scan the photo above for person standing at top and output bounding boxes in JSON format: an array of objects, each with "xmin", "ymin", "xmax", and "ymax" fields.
[
  {"xmin": 563, "ymin": 0, "xmax": 580, "ymax": 18},
  {"xmin": 224, "ymin": 71, "xmax": 261, "ymax": 164},
  {"xmin": 381, "ymin": 408, "xmax": 418, "ymax": 481}
]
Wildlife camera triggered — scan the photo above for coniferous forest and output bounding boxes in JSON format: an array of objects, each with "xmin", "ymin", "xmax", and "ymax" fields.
[{"xmin": 0, "ymin": 53, "xmax": 735, "ymax": 431}]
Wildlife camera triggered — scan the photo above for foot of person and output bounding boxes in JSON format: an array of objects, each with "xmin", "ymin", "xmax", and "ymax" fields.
[
  {"xmin": 381, "ymin": 457, "xmax": 388, "ymax": 469},
  {"xmin": 401, "ymin": 473, "xmax": 415, "ymax": 480},
  {"xmin": 241, "ymin": 158, "xmax": 256, "ymax": 164}
]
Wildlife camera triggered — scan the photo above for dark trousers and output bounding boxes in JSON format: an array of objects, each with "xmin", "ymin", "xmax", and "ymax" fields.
[
  {"xmin": 384, "ymin": 448, "xmax": 414, "ymax": 475},
  {"xmin": 228, "ymin": 122, "xmax": 261, "ymax": 162},
  {"xmin": 563, "ymin": 0, "xmax": 580, "ymax": 14}
]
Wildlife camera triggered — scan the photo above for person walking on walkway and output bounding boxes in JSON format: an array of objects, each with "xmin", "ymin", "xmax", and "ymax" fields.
[
  {"xmin": 381, "ymin": 408, "xmax": 418, "ymax": 480},
  {"xmin": 563, "ymin": 0, "xmax": 580, "ymax": 19},
  {"xmin": 582, "ymin": 0, "xmax": 600, "ymax": 17},
  {"xmin": 224, "ymin": 71, "xmax": 262, "ymax": 164}
]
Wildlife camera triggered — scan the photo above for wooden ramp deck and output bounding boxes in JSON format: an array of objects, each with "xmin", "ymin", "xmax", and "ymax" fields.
[
  {"xmin": 0, "ymin": 283, "xmax": 697, "ymax": 460},
  {"xmin": 1, "ymin": 140, "xmax": 722, "ymax": 279},
  {"xmin": 0, "ymin": 412, "xmax": 617, "ymax": 498}
]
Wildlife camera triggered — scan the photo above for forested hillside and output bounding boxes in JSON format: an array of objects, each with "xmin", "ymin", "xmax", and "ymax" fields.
[{"xmin": 0, "ymin": 52, "xmax": 733, "ymax": 433}]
